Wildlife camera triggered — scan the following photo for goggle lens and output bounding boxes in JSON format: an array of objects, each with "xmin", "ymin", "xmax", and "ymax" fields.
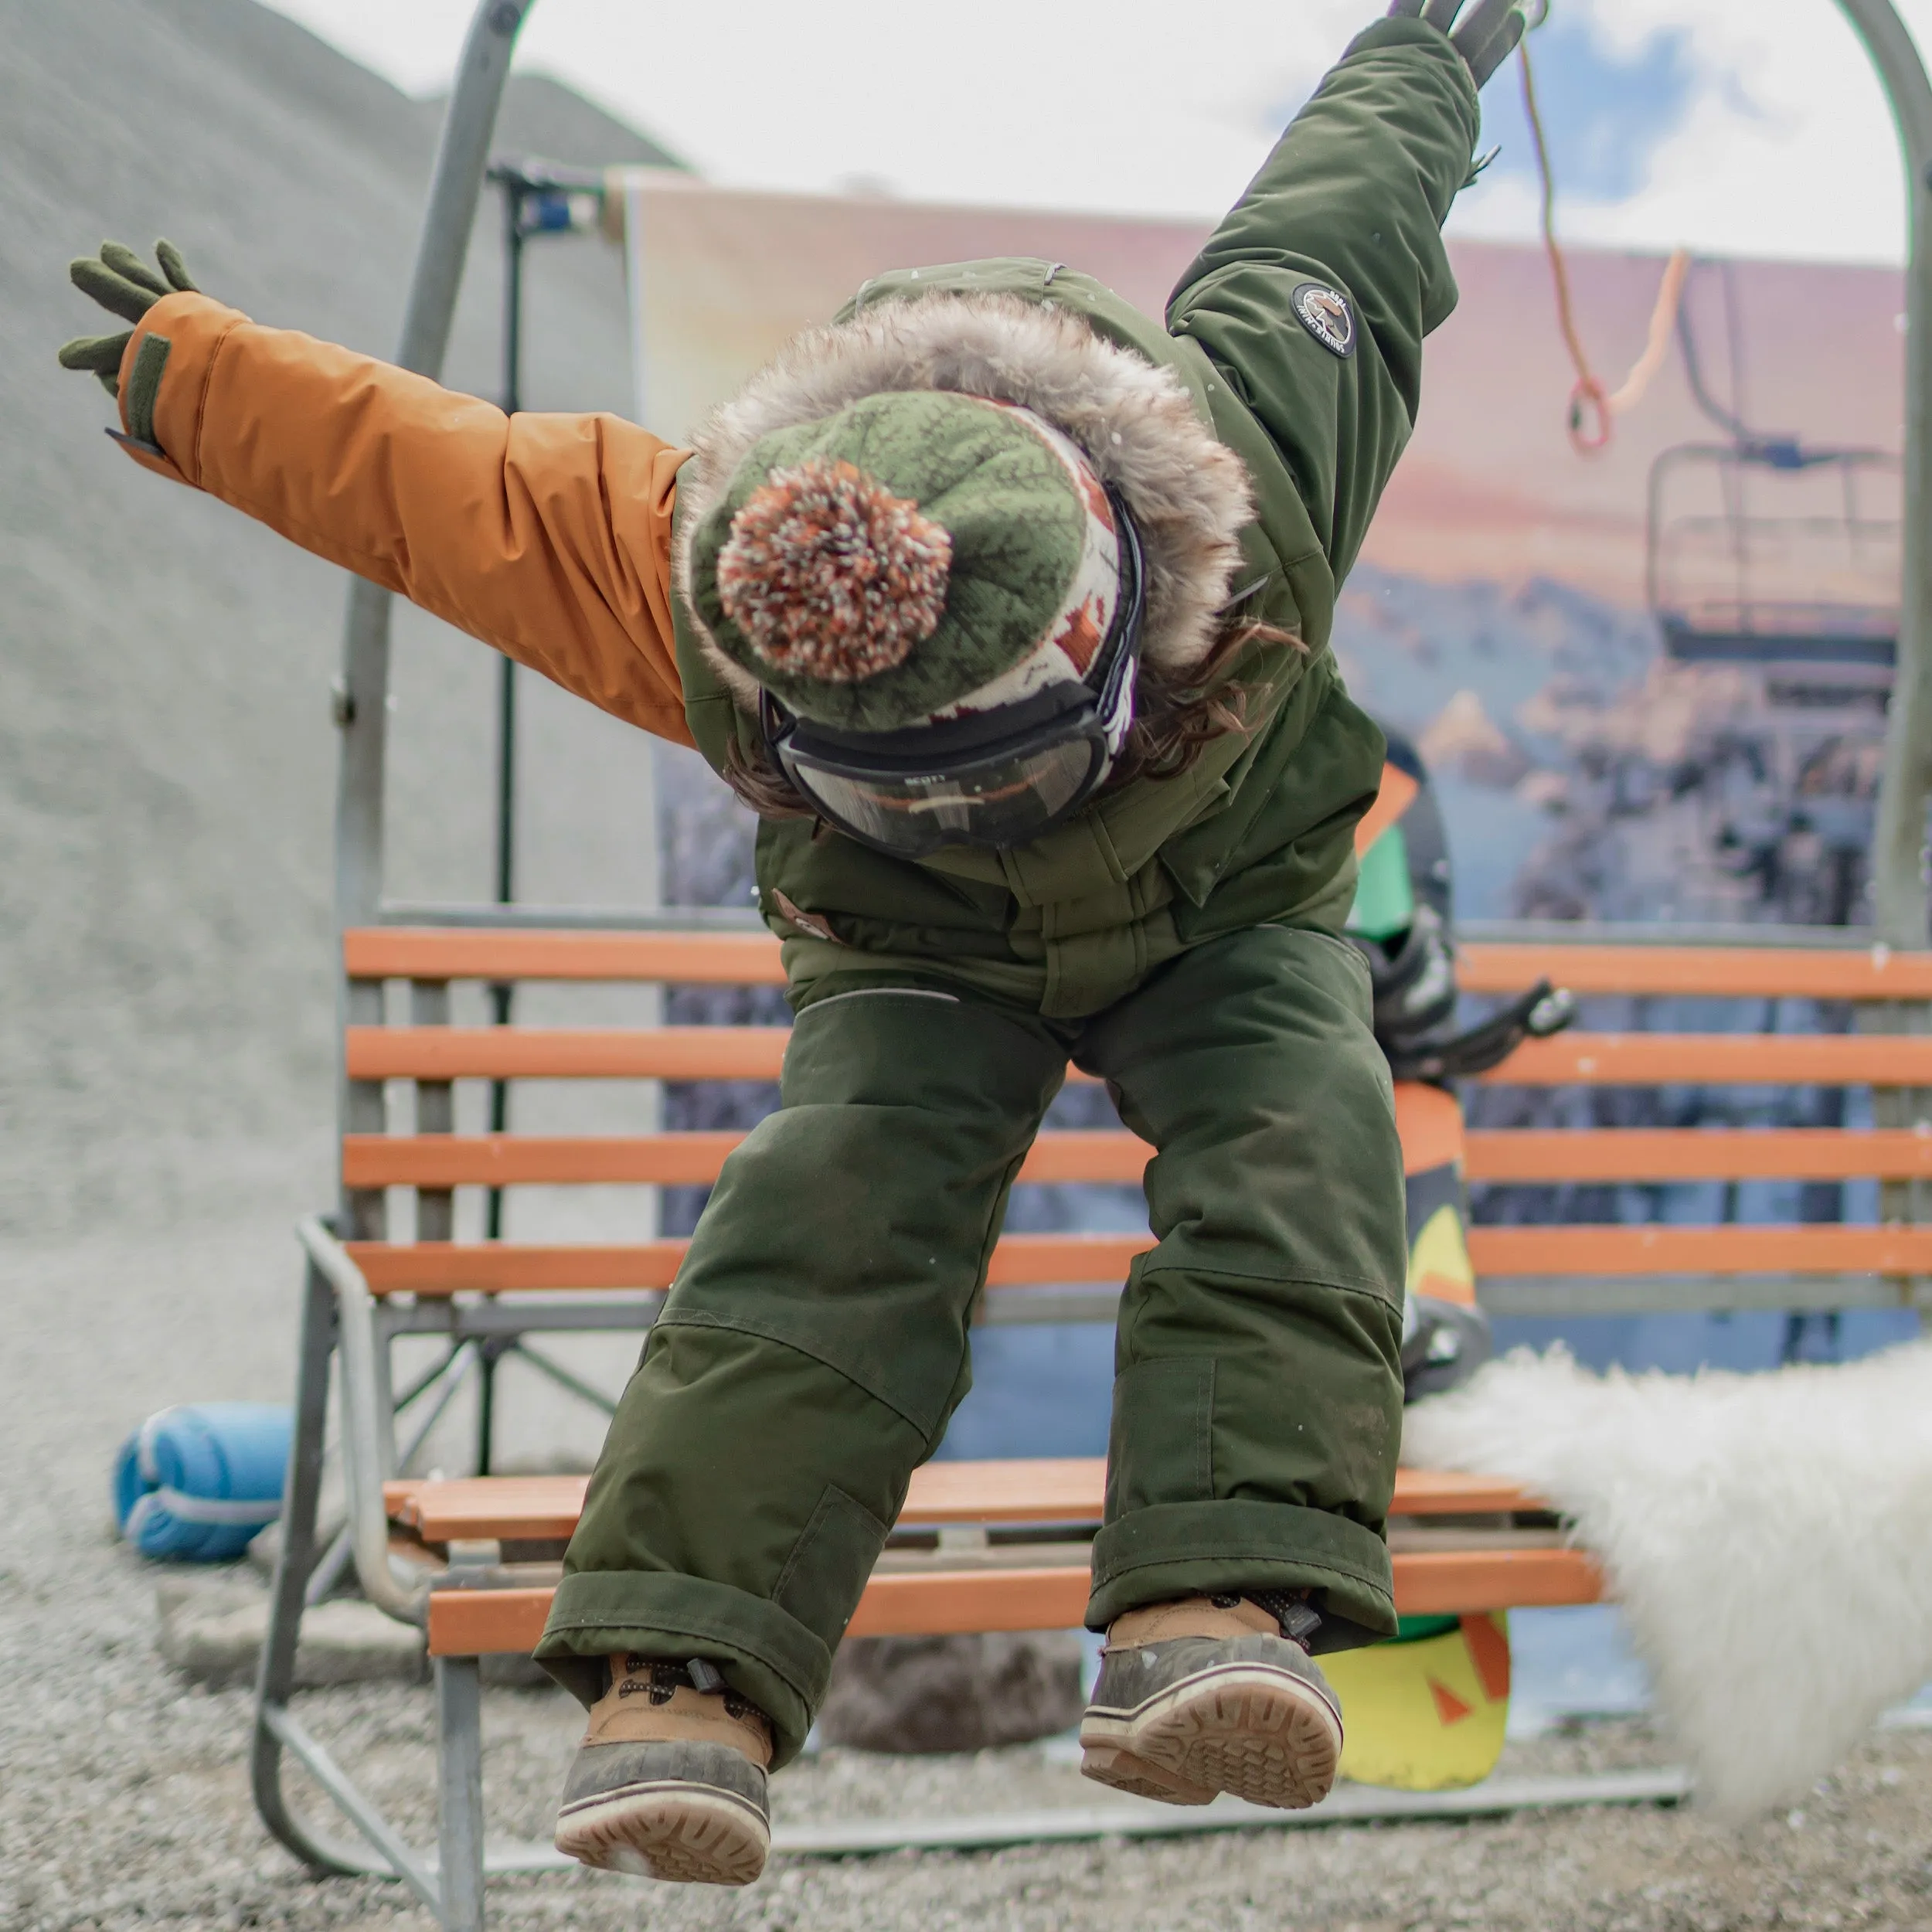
[{"xmin": 781, "ymin": 736, "xmax": 1100, "ymax": 858}]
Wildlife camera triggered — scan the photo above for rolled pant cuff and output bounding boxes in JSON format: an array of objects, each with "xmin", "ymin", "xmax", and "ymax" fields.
[
  {"xmin": 532, "ymin": 1570, "xmax": 828, "ymax": 1768},
  {"xmin": 1087, "ymin": 1500, "xmax": 1396, "ymax": 1647}
]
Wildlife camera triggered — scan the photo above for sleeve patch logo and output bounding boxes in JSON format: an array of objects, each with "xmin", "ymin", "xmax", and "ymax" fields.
[{"xmin": 1292, "ymin": 283, "xmax": 1357, "ymax": 359}]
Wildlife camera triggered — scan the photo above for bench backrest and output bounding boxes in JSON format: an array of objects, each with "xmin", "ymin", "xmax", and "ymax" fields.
[{"xmin": 339, "ymin": 927, "xmax": 1932, "ymax": 1315}]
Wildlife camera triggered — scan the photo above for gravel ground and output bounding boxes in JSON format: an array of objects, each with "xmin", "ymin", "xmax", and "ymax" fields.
[{"xmin": 6, "ymin": 1219, "xmax": 1932, "ymax": 1932}]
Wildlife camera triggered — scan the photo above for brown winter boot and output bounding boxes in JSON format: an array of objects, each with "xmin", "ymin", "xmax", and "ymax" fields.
[
  {"xmin": 553, "ymin": 1655, "xmax": 774, "ymax": 1886},
  {"xmin": 1079, "ymin": 1594, "xmax": 1343, "ymax": 1811}
]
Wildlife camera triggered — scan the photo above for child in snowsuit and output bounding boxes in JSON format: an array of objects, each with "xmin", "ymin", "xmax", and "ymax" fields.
[{"xmin": 61, "ymin": 0, "xmax": 1525, "ymax": 1885}]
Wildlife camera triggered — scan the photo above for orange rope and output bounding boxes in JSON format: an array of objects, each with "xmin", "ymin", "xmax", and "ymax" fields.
[
  {"xmin": 1519, "ymin": 29, "xmax": 1690, "ymax": 457},
  {"xmin": 1607, "ymin": 249, "xmax": 1692, "ymax": 414}
]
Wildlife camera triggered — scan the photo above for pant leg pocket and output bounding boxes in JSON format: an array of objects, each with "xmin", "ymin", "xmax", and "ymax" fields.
[
  {"xmin": 1105, "ymin": 1356, "xmax": 1216, "ymax": 1519},
  {"xmin": 774, "ymin": 1484, "xmax": 892, "ymax": 1641}
]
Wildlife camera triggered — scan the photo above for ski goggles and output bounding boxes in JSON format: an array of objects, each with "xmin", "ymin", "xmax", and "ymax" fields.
[{"xmin": 760, "ymin": 495, "xmax": 1147, "ymax": 859}]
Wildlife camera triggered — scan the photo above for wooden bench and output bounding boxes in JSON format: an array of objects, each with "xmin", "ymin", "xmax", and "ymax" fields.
[
  {"xmin": 253, "ymin": 917, "xmax": 1929, "ymax": 1928},
  {"xmin": 388, "ymin": 1461, "xmax": 1600, "ymax": 1663}
]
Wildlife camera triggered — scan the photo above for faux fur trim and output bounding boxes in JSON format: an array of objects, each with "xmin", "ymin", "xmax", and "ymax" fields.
[{"xmin": 674, "ymin": 293, "xmax": 1254, "ymax": 714}]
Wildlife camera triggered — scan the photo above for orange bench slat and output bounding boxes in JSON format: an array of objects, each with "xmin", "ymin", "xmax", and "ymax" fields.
[
  {"xmin": 426, "ymin": 1587, "xmax": 593, "ymax": 1658},
  {"xmin": 386, "ymin": 1461, "xmax": 1123, "ymax": 1543},
  {"xmin": 1462, "ymin": 1128, "xmax": 1932, "ymax": 1184},
  {"xmin": 343, "ymin": 1233, "xmax": 1153, "ymax": 1294},
  {"xmin": 1458, "ymin": 943, "xmax": 1932, "ymax": 1001},
  {"xmin": 384, "ymin": 1461, "xmax": 1549, "ymax": 1545},
  {"xmin": 346, "ymin": 1026, "xmax": 1932, "ymax": 1090},
  {"xmin": 1468, "ymin": 1223, "xmax": 1932, "ymax": 1277},
  {"xmin": 344, "ymin": 1023, "xmax": 1107, "ymax": 1085},
  {"xmin": 351, "ymin": 1241, "xmax": 689, "ymax": 1293},
  {"xmin": 341, "ymin": 1128, "xmax": 1159, "ymax": 1189},
  {"xmin": 424, "ymin": 1548, "xmax": 1604, "ymax": 1657},
  {"xmin": 345, "ymin": 1132, "xmax": 736, "ymax": 1188},
  {"xmin": 1486, "ymin": 1032, "xmax": 1932, "ymax": 1087},
  {"xmin": 347, "ymin": 1026, "xmax": 792, "ymax": 1083},
  {"xmin": 344, "ymin": 928, "xmax": 787, "ymax": 986},
  {"xmin": 345, "ymin": 1220, "xmax": 1932, "ymax": 1296},
  {"xmin": 346, "ymin": 930, "xmax": 1932, "ymax": 1003},
  {"xmin": 898, "ymin": 1457, "xmax": 1102, "ymax": 1526},
  {"xmin": 343, "ymin": 1124, "xmax": 1932, "ymax": 1191},
  {"xmin": 389, "ymin": 1475, "xmax": 585, "ymax": 1542},
  {"xmin": 1389, "ymin": 1547, "xmax": 1604, "ymax": 1617},
  {"xmin": 422, "ymin": 1574, "xmax": 1090, "ymax": 1655}
]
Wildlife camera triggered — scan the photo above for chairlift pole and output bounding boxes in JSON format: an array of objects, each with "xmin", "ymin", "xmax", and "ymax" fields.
[
  {"xmin": 332, "ymin": 1, "xmax": 529, "ymax": 1269},
  {"xmin": 484, "ymin": 168, "xmax": 526, "ymax": 1267},
  {"xmin": 473, "ymin": 157, "xmax": 605, "ymax": 1470},
  {"xmin": 478, "ymin": 158, "xmax": 610, "ymax": 967},
  {"xmin": 1834, "ymin": 0, "xmax": 1932, "ymax": 951},
  {"xmin": 495, "ymin": 187, "xmax": 523, "ymax": 939},
  {"xmin": 332, "ymin": 2, "xmax": 529, "ymax": 937},
  {"xmin": 329, "ymin": 3, "xmax": 536, "ymax": 1503},
  {"xmin": 474, "ymin": 171, "xmax": 528, "ymax": 1482},
  {"xmin": 1832, "ymin": 1, "xmax": 1932, "ymax": 1313},
  {"xmin": 476, "ymin": 161, "xmax": 608, "ymax": 1210}
]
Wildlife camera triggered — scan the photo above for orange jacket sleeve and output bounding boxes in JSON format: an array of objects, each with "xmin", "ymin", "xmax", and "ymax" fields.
[{"xmin": 114, "ymin": 291, "xmax": 696, "ymax": 748}]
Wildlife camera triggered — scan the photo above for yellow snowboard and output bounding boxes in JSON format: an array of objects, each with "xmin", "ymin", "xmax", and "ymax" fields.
[{"xmin": 1321, "ymin": 1612, "xmax": 1512, "ymax": 1791}]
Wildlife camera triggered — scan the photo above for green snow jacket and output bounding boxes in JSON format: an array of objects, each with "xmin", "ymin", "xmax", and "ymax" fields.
[{"xmin": 672, "ymin": 18, "xmax": 1480, "ymax": 1018}]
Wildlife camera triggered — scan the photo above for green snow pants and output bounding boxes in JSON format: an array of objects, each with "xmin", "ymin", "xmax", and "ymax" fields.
[{"xmin": 535, "ymin": 923, "xmax": 1406, "ymax": 1766}]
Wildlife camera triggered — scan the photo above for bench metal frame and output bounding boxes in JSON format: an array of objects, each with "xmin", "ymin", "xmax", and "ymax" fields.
[
  {"xmin": 253, "ymin": 1202, "xmax": 1621, "ymax": 1924},
  {"xmin": 252, "ymin": 1216, "xmax": 641, "ymax": 1921},
  {"xmin": 248, "ymin": 922, "xmax": 1932, "ymax": 1928}
]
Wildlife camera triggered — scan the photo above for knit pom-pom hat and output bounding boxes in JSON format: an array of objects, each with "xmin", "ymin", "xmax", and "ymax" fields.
[
  {"xmin": 715, "ymin": 458, "xmax": 953, "ymax": 684},
  {"xmin": 687, "ymin": 389, "xmax": 1122, "ymax": 733}
]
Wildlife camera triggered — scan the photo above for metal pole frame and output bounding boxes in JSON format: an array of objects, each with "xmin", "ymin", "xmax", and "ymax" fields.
[{"xmin": 1833, "ymin": 2, "xmax": 1932, "ymax": 1303}]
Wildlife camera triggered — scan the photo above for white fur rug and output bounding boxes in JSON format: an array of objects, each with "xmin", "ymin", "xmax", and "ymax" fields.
[{"xmin": 1402, "ymin": 1340, "xmax": 1932, "ymax": 1817}]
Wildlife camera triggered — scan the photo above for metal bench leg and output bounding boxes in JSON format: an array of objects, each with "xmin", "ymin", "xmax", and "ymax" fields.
[
  {"xmin": 252, "ymin": 1257, "xmax": 444, "ymax": 1909},
  {"xmin": 253, "ymin": 1257, "xmax": 362, "ymax": 1874},
  {"xmin": 437, "ymin": 1657, "xmax": 488, "ymax": 1930}
]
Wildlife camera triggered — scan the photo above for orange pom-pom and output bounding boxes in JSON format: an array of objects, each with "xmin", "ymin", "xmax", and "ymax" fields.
[{"xmin": 716, "ymin": 458, "xmax": 952, "ymax": 682}]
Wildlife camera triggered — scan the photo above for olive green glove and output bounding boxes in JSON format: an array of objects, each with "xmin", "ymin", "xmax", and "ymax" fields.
[
  {"xmin": 58, "ymin": 240, "xmax": 202, "ymax": 447},
  {"xmin": 1387, "ymin": 0, "xmax": 1529, "ymax": 88}
]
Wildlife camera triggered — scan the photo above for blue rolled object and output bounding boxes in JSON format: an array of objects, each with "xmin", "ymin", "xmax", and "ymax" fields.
[{"xmin": 113, "ymin": 1402, "xmax": 292, "ymax": 1561}]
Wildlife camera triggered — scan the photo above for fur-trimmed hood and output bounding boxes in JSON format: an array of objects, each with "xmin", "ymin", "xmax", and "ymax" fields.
[{"xmin": 672, "ymin": 292, "xmax": 1254, "ymax": 715}]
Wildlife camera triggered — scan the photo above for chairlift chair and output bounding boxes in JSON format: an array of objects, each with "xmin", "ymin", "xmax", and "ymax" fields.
[
  {"xmin": 1645, "ymin": 440, "xmax": 1901, "ymax": 689},
  {"xmin": 1645, "ymin": 436, "xmax": 1898, "ymax": 923}
]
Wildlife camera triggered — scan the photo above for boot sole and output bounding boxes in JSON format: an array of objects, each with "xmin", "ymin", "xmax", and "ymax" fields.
[
  {"xmin": 554, "ymin": 1781, "xmax": 770, "ymax": 1886},
  {"xmin": 1078, "ymin": 1740, "xmax": 1217, "ymax": 1805},
  {"xmin": 1079, "ymin": 1662, "xmax": 1342, "ymax": 1811}
]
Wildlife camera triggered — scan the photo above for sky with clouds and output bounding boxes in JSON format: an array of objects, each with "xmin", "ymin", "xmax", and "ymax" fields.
[{"xmin": 260, "ymin": 0, "xmax": 1932, "ymax": 265}]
